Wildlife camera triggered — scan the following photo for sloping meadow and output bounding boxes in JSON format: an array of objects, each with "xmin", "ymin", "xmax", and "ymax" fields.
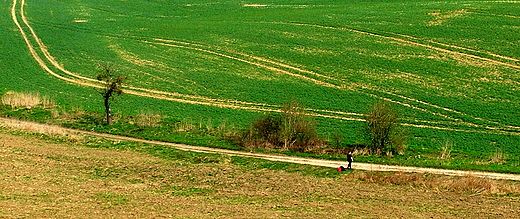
[{"xmin": 3, "ymin": 0, "xmax": 520, "ymax": 170}]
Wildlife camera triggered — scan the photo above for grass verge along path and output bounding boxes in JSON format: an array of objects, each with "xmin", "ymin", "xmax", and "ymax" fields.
[{"xmin": 1, "ymin": 117, "xmax": 519, "ymax": 181}]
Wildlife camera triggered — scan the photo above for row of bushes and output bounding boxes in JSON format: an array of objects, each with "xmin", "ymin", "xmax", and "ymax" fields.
[
  {"xmin": 1, "ymin": 91, "xmax": 407, "ymax": 156},
  {"xmin": 228, "ymin": 100, "xmax": 407, "ymax": 155}
]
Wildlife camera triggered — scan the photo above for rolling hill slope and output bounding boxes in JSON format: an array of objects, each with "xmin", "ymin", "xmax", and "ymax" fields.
[{"xmin": 2, "ymin": 0, "xmax": 520, "ymax": 170}]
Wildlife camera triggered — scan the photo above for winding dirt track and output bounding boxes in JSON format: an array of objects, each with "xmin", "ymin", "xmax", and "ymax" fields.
[{"xmin": 2, "ymin": 117, "xmax": 519, "ymax": 181}]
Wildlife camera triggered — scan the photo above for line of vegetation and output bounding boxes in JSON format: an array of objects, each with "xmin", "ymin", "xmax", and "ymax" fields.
[{"xmin": 1, "ymin": 90, "xmax": 518, "ymax": 174}]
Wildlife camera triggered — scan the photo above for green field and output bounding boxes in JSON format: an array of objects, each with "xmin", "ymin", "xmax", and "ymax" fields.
[{"xmin": 1, "ymin": 0, "xmax": 519, "ymax": 171}]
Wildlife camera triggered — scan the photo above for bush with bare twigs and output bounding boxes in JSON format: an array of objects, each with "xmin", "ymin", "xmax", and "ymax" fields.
[
  {"xmin": 235, "ymin": 100, "xmax": 323, "ymax": 152},
  {"xmin": 131, "ymin": 111, "xmax": 164, "ymax": 128}
]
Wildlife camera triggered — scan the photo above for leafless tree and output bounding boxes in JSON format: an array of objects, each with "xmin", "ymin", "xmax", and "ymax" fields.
[
  {"xmin": 365, "ymin": 101, "xmax": 407, "ymax": 155},
  {"xmin": 95, "ymin": 63, "xmax": 126, "ymax": 125}
]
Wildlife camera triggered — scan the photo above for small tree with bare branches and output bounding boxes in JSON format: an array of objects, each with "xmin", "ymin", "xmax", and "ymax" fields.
[
  {"xmin": 279, "ymin": 100, "xmax": 319, "ymax": 152},
  {"xmin": 365, "ymin": 101, "xmax": 407, "ymax": 155},
  {"xmin": 95, "ymin": 64, "xmax": 126, "ymax": 125}
]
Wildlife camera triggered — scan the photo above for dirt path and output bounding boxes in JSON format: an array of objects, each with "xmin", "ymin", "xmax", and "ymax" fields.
[{"xmin": 1, "ymin": 117, "xmax": 519, "ymax": 181}]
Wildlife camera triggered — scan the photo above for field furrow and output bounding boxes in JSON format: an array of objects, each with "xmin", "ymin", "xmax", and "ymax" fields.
[{"xmin": 145, "ymin": 36, "xmax": 520, "ymax": 134}]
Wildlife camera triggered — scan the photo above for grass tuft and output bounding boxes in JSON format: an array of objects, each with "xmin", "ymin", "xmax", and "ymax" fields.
[
  {"xmin": 132, "ymin": 111, "xmax": 163, "ymax": 127},
  {"xmin": 448, "ymin": 175, "xmax": 495, "ymax": 194},
  {"xmin": 1, "ymin": 91, "xmax": 55, "ymax": 109}
]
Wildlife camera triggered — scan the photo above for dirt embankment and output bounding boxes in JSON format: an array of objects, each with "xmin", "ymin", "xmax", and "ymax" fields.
[{"xmin": 1, "ymin": 117, "xmax": 519, "ymax": 181}]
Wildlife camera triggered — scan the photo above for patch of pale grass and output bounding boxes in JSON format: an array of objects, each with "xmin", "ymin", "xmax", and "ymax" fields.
[
  {"xmin": 352, "ymin": 171, "xmax": 520, "ymax": 195},
  {"xmin": 428, "ymin": 9, "xmax": 470, "ymax": 26},
  {"xmin": 473, "ymin": 148, "xmax": 508, "ymax": 165},
  {"xmin": 439, "ymin": 139, "xmax": 453, "ymax": 159},
  {"xmin": 0, "ymin": 118, "xmax": 82, "ymax": 142},
  {"xmin": 450, "ymin": 53, "xmax": 496, "ymax": 68},
  {"xmin": 243, "ymin": 4, "xmax": 267, "ymax": 7},
  {"xmin": 109, "ymin": 44, "xmax": 165, "ymax": 68},
  {"xmin": 174, "ymin": 120, "xmax": 196, "ymax": 132},
  {"xmin": 132, "ymin": 111, "xmax": 163, "ymax": 127},
  {"xmin": 1, "ymin": 91, "xmax": 55, "ymax": 109},
  {"xmin": 490, "ymin": 148, "xmax": 507, "ymax": 164}
]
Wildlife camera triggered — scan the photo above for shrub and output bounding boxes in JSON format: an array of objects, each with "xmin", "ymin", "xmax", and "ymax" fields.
[
  {"xmin": 236, "ymin": 100, "xmax": 323, "ymax": 152},
  {"xmin": 364, "ymin": 101, "xmax": 407, "ymax": 155},
  {"xmin": 253, "ymin": 114, "xmax": 283, "ymax": 144},
  {"xmin": 279, "ymin": 101, "xmax": 321, "ymax": 152}
]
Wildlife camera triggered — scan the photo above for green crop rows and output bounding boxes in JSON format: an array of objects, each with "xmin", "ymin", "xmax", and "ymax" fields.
[{"xmin": 2, "ymin": 0, "xmax": 519, "ymax": 171}]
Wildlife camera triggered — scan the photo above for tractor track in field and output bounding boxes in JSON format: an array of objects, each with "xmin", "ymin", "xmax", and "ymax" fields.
[
  {"xmin": 12, "ymin": 0, "xmax": 367, "ymax": 123},
  {"xmin": 11, "ymin": 0, "xmax": 520, "ymax": 135},
  {"xmin": 142, "ymin": 38, "xmax": 520, "ymax": 134},
  {"xmin": 143, "ymin": 38, "xmax": 343, "ymax": 89},
  {"xmin": 274, "ymin": 21, "xmax": 520, "ymax": 70},
  {"xmin": 2, "ymin": 117, "xmax": 520, "ymax": 181},
  {"xmin": 120, "ymin": 38, "xmax": 520, "ymax": 135}
]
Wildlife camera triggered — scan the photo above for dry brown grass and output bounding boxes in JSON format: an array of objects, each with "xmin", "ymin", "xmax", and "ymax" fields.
[
  {"xmin": 448, "ymin": 175, "xmax": 496, "ymax": 194},
  {"xmin": 173, "ymin": 120, "xmax": 197, "ymax": 132},
  {"xmin": 1, "ymin": 91, "xmax": 55, "ymax": 109},
  {"xmin": 439, "ymin": 139, "xmax": 454, "ymax": 159},
  {"xmin": 0, "ymin": 117, "xmax": 76, "ymax": 139},
  {"xmin": 352, "ymin": 171, "xmax": 520, "ymax": 195},
  {"xmin": 1, "ymin": 132, "xmax": 519, "ymax": 218},
  {"xmin": 131, "ymin": 111, "xmax": 164, "ymax": 127},
  {"xmin": 490, "ymin": 148, "xmax": 508, "ymax": 165}
]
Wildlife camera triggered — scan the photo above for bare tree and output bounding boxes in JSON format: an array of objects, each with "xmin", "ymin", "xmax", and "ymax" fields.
[
  {"xmin": 95, "ymin": 64, "xmax": 126, "ymax": 125},
  {"xmin": 279, "ymin": 100, "xmax": 319, "ymax": 152},
  {"xmin": 236, "ymin": 99, "xmax": 322, "ymax": 152},
  {"xmin": 365, "ymin": 101, "xmax": 407, "ymax": 155}
]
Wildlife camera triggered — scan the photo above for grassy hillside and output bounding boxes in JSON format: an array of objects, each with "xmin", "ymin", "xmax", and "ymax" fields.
[{"xmin": 1, "ymin": 0, "xmax": 520, "ymax": 171}]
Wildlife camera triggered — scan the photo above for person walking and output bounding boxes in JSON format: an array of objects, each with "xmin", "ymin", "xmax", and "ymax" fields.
[{"xmin": 346, "ymin": 151, "xmax": 353, "ymax": 169}]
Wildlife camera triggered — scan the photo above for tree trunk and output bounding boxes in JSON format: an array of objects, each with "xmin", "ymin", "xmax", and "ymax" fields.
[{"xmin": 104, "ymin": 96, "xmax": 112, "ymax": 125}]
